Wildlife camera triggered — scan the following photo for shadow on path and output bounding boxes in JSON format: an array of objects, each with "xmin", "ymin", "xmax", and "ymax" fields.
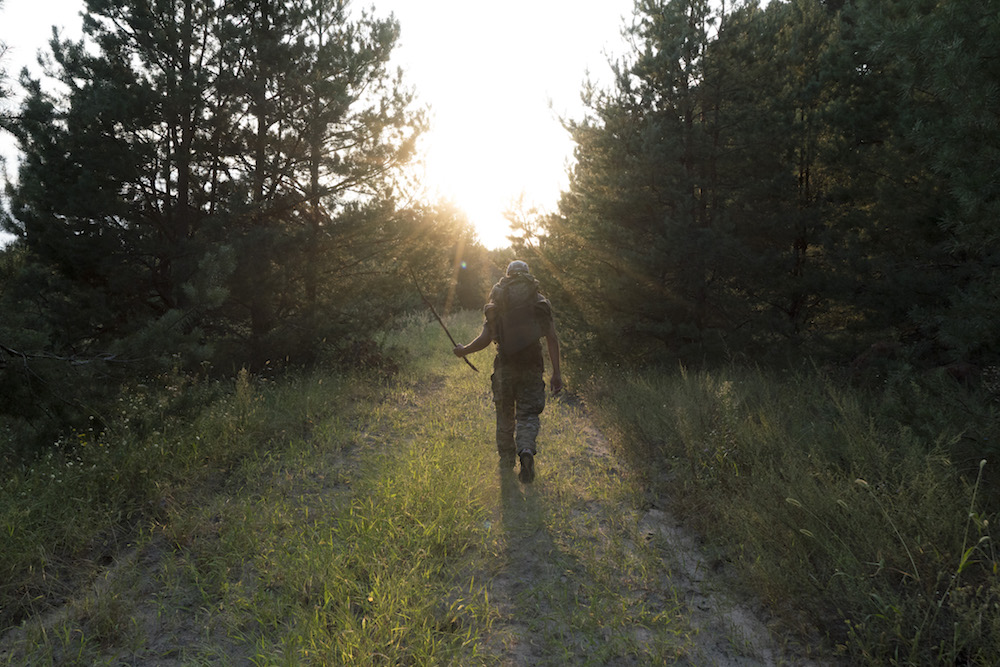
[{"xmin": 485, "ymin": 463, "xmax": 653, "ymax": 666}]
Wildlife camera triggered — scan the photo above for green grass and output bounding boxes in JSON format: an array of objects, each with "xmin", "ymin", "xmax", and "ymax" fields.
[
  {"xmin": 5, "ymin": 308, "xmax": 997, "ymax": 664},
  {"xmin": 0, "ymin": 366, "xmax": 369, "ymax": 663},
  {"xmin": 1, "ymin": 311, "xmax": 709, "ymax": 665},
  {"xmin": 581, "ymin": 362, "xmax": 1000, "ymax": 665}
]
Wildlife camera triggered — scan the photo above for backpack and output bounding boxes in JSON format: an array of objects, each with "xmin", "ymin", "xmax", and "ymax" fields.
[{"xmin": 486, "ymin": 273, "xmax": 551, "ymax": 358}]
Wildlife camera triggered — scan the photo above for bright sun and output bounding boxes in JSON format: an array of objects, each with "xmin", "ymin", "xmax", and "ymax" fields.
[
  {"xmin": 385, "ymin": 1, "xmax": 595, "ymax": 252},
  {"xmin": 420, "ymin": 104, "xmax": 572, "ymax": 250},
  {"xmin": 368, "ymin": 0, "xmax": 636, "ymax": 252}
]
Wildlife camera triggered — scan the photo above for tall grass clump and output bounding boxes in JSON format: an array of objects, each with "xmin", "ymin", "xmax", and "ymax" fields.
[
  {"xmin": 1, "ymin": 310, "xmax": 498, "ymax": 663},
  {"xmin": 582, "ymin": 363, "xmax": 999, "ymax": 664},
  {"xmin": 0, "ymin": 362, "xmax": 363, "ymax": 645},
  {"xmin": 152, "ymin": 310, "xmax": 497, "ymax": 664},
  {"xmin": 238, "ymin": 408, "xmax": 496, "ymax": 664}
]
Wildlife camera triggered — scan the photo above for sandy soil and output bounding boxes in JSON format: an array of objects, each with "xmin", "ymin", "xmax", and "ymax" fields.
[{"xmin": 477, "ymin": 410, "xmax": 835, "ymax": 666}]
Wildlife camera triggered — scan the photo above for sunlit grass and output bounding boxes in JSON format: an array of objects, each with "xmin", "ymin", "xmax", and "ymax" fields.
[
  {"xmin": 0, "ymin": 367, "xmax": 365, "ymax": 663},
  {"xmin": 7, "ymin": 307, "xmax": 996, "ymax": 663},
  {"xmin": 2, "ymin": 311, "xmax": 701, "ymax": 664}
]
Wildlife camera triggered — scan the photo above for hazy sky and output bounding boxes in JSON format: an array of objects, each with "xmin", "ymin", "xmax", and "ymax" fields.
[{"xmin": 0, "ymin": 0, "xmax": 635, "ymax": 248}]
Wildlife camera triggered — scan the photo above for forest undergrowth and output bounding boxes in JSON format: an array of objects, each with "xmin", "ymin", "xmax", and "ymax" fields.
[
  {"xmin": 582, "ymin": 360, "xmax": 1000, "ymax": 665},
  {"xmin": 1, "ymin": 311, "xmax": 819, "ymax": 665},
  {"xmin": 3, "ymin": 309, "xmax": 993, "ymax": 664}
]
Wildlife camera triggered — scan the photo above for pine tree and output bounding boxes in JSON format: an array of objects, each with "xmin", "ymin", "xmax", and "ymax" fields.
[
  {"xmin": 704, "ymin": 0, "xmax": 843, "ymax": 344},
  {"xmin": 822, "ymin": 0, "xmax": 1000, "ymax": 363},
  {"xmin": 0, "ymin": 0, "xmax": 8, "ymax": 120},
  {"xmin": 545, "ymin": 0, "xmax": 728, "ymax": 360},
  {"xmin": 4, "ymin": 0, "xmax": 426, "ymax": 368},
  {"xmin": 884, "ymin": 0, "xmax": 1000, "ymax": 362}
]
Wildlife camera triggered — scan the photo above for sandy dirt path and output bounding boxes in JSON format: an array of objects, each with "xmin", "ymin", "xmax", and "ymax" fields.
[{"xmin": 469, "ymin": 384, "xmax": 826, "ymax": 666}]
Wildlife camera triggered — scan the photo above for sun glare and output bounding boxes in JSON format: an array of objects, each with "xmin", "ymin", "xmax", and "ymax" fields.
[
  {"xmin": 420, "ymin": 105, "xmax": 572, "ymax": 250},
  {"xmin": 383, "ymin": 2, "xmax": 598, "ymax": 252}
]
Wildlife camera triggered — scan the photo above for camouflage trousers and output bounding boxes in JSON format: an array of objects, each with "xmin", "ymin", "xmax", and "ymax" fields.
[{"xmin": 491, "ymin": 358, "xmax": 546, "ymax": 466}]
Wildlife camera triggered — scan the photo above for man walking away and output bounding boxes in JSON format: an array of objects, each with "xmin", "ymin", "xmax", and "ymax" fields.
[{"xmin": 453, "ymin": 260, "xmax": 562, "ymax": 483}]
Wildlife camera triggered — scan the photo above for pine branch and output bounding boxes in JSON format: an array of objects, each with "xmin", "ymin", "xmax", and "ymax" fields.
[{"xmin": 0, "ymin": 342, "xmax": 124, "ymax": 367}]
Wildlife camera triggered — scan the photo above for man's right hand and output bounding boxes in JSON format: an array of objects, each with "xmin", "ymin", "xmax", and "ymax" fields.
[{"xmin": 453, "ymin": 345, "xmax": 465, "ymax": 357}]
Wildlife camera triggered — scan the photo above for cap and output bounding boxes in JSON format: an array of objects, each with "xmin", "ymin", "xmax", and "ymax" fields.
[{"xmin": 506, "ymin": 260, "xmax": 529, "ymax": 276}]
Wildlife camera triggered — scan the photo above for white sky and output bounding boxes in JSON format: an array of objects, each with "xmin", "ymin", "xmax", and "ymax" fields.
[{"xmin": 0, "ymin": 0, "xmax": 635, "ymax": 248}]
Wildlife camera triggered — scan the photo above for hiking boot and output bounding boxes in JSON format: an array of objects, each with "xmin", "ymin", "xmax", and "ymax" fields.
[{"xmin": 518, "ymin": 451, "xmax": 535, "ymax": 483}]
